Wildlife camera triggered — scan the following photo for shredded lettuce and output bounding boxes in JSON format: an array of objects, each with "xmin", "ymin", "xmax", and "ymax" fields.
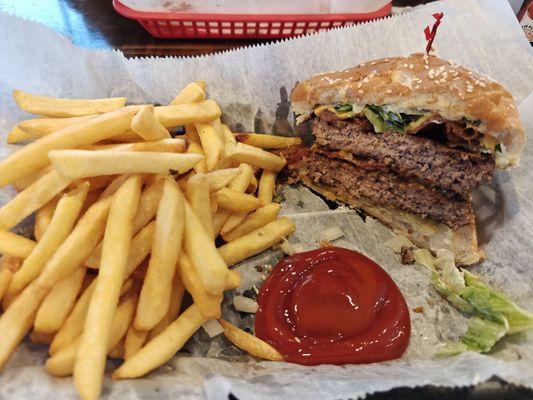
[
  {"xmin": 363, "ymin": 105, "xmax": 424, "ymax": 132},
  {"xmin": 424, "ymin": 252, "xmax": 533, "ymax": 355}
]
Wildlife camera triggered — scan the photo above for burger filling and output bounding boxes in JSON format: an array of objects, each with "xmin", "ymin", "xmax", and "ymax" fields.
[{"xmin": 283, "ymin": 107, "xmax": 496, "ymax": 230}]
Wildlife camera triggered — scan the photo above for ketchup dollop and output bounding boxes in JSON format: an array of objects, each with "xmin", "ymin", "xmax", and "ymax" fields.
[{"xmin": 254, "ymin": 247, "xmax": 410, "ymax": 365}]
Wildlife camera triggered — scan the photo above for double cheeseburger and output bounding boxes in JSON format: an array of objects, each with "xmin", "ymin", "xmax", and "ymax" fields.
[{"xmin": 284, "ymin": 53, "xmax": 525, "ymax": 265}]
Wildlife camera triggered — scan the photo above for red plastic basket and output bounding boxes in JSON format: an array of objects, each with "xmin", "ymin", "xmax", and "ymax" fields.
[{"xmin": 113, "ymin": 0, "xmax": 392, "ymax": 39}]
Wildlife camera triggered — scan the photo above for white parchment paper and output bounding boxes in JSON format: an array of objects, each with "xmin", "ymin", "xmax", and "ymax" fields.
[{"xmin": 0, "ymin": 0, "xmax": 533, "ymax": 399}]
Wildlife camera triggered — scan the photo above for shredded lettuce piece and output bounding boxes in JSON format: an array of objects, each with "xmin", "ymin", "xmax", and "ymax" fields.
[{"xmin": 421, "ymin": 251, "xmax": 533, "ymax": 355}]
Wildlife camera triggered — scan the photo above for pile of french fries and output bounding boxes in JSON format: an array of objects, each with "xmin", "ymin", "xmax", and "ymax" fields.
[{"xmin": 0, "ymin": 82, "xmax": 300, "ymax": 399}]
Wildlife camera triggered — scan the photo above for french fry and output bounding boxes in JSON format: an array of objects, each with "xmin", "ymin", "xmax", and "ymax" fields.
[
  {"xmin": 205, "ymin": 168, "xmax": 240, "ymax": 192},
  {"xmin": 258, "ymin": 170, "xmax": 277, "ymax": 204},
  {"xmin": 221, "ymin": 124, "xmax": 237, "ymax": 144},
  {"xmin": 147, "ymin": 277, "xmax": 185, "ymax": 341},
  {"xmin": 154, "ymin": 100, "xmax": 221, "ymax": 127},
  {"xmin": 0, "ymin": 269, "xmax": 13, "ymax": 303},
  {"xmin": 184, "ymin": 202, "xmax": 229, "ymax": 295},
  {"xmin": 74, "ymin": 175, "xmax": 141, "ymax": 400},
  {"xmin": 212, "ymin": 164, "xmax": 253, "ymax": 236},
  {"xmin": 195, "ymin": 80, "xmax": 206, "ymax": 90},
  {"xmin": 34, "ymin": 196, "xmax": 59, "ymax": 241},
  {"xmin": 12, "ymin": 165, "xmax": 54, "ymax": 192},
  {"xmin": 215, "ymin": 188, "xmax": 262, "ymax": 213},
  {"xmin": 124, "ymin": 326, "xmax": 148, "ymax": 360},
  {"xmin": 195, "ymin": 123, "xmax": 224, "ymax": 171},
  {"xmin": 234, "ymin": 133, "xmax": 302, "ymax": 149},
  {"xmin": 224, "ymin": 142, "xmax": 286, "ymax": 172},
  {"xmin": 85, "ymin": 179, "xmax": 163, "ymax": 269},
  {"xmin": 108, "ymin": 339, "xmax": 125, "ymax": 360},
  {"xmin": 30, "ymin": 331, "xmax": 55, "ymax": 344},
  {"xmin": 220, "ymin": 211, "xmax": 248, "ymax": 237},
  {"xmin": 34, "ymin": 267, "xmax": 86, "ymax": 334},
  {"xmin": 221, "ymin": 204, "xmax": 281, "ymax": 242},
  {"xmin": 0, "ymin": 200, "xmax": 110, "ymax": 363},
  {"xmin": 135, "ymin": 178, "xmax": 184, "ymax": 331},
  {"xmin": 185, "ymin": 124, "xmax": 201, "ymax": 143},
  {"xmin": 187, "ymin": 141, "xmax": 208, "ymax": 174},
  {"xmin": 0, "ymin": 106, "xmax": 139, "ymax": 187},
  {"xmin": 170, "ymin": 82, "xmax": 206, "ymax": 105},
  {"xmin": 46, "ymin": 286, "xmax": 139, "ymax": 377},
  {"xmin": 218, "ymin": 217, "xmax": 296, "ymax": 266},
  {"xmin": 0, "ymin": 230, "xmax": 37, "ymax": 258},
  {"xmin": 49, "ymin": 150, "xmax": 203, "ymax": 179},
  {"xmin": 80, "ymin": 138, "xmax": 186, "ymax": 153},
  {"xmin": 186, "ymin": 173, "xmax": 214, "ymax": 239},
  {"xmin": 97, "ymin": 174, "xmax": 131, "ymax": 200},
  {"xmin": 6, "ymin": 184, "xmax": 89, "ymax": 300},
  {"xmin": 112, "ymin": 304, "xmax": 205, "ymax": 380},
  {"xmin": 226, "ymin": 270, "xmax": 241, "ymax": 290},
  {"xmin": 210, "ymin": 119, "xmax": 226, "ymax": 143},
  {"xmin": 13, "ymin": 90, "xmax": 127, "ymax": 117},
  {"xmin": 0, "ymin": 170, "xmax": 71, "ymax": 230},
  {"xmin": 176, "ymin": 254, "xmax": 222, "ymax": 320},
  {"xmin": 247, "ymin": 172, "xmax": 258, "ymax": 194},
  {"xmin": 0, "ymin": 281, "xmax": 50, "ymax": 369},
  {"xmin": 108, "ymin": 130, "xmax": 143, "ymax": 142},
  {"xmin": 219, "ymin": 319, "xmax": 283, "ymax": 361},
  {"xmin": 131, "ymin": 105, "xmax": 171, "ymax": 141},
  {"xmin": 17, "ymin": 115, "xmax": 95, "ymax": 137},
  {"xmin": 70, "ymin": 175, "xmax": 117, "ymax": 193},
  {"xmin": 6, "ymin": 125, "xmax": 32, "ymax": 144}
]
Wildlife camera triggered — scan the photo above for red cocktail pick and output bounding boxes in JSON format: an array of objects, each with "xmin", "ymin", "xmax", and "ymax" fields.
[{"xmin": 424, "ymin": 12, "xmax": 444, "ymax": 54}]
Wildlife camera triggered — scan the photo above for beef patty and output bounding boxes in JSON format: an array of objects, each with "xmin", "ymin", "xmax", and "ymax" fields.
[
  {"xmin": 281, "ymin": 146, "xmax": 475, "ymax": 230},
  {"xmin": 314, "ymin": 112, "xmax": 494, "ymax": 196}
]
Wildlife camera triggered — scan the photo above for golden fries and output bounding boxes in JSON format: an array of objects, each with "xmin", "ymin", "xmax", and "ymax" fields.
[
  {"xmin": 0, "ymin": 230, "xmax": 36, "ymax": 258},
  {"xmin": 34, "ymin": 197, "xmax": 59, "ymax": 241},
  {"xmin": 46, "ymin": 285, "xmax": 139, "ymax": 377},
  {"xmin": 147, "ymin": 277, "xmax": 185, "ymax": 340},
  {"xmin": 135, "ymin": 178, "xmax": 184, "ymax": 330},
  {"xmin": 187, "ymin": 141, "xmax": 208, "ymax": 173},
  {"xmin": 184, "ymin": 202, "xmax": 229, "ymax": 295},
  {"xmin": 0, "ymin": 84, "xmax": 299, "ymax": 398},
  {"xmin": 0, "ymin": 170, "xmax": 71, "ymax": 230},
  {"xmin": 81, "ymin": 138, "xmax": 186, "ymax": 153},
  {"xmin": 12, "ymin": 165, "xmax": 54, "ymax": 192},
  {"xmin": 219, "ymin": 217, "xmax": 296, "ymax": 266},
  {"xmin": 195, "ymin": 123, "xmax": 224, "ymax": 171},
  {"xmin": 13, "ymin": 90, "xmax": 127, "ymax": 117},
  {"xmin": 112, "ymin": 304, "xmax": 205, "ymax": 379},
  {"xmin": 258, "ymin": 170, "xmax": 277, "ymax": 204},
  {"xmin": 131, "ymin": 105, "xmax": 171, "ymax": 141},
  {"xmin": 176, "ymin": 254, "xmax": 222, "ymax": 319},
  {"xmin": 75, "ymin": 175, "xmax": 141, "ymax": 400},
  {"xmin": 170, "ymin": 82, "xmax": 206, "ymax": 105},
  {"xmin": 34, "ymin": 267, "xmax": 86, "ymax": 334},
  {"xmin": 6, "ymin": 125, "xmax": 32, "ymax": 144},
  {"xmin": 219, "ymin": 319, "xmax": 283, "ymax": 361},
  {"xmin": 221, "ymin": 203, "xmax": 281, "ymax": 242},
  {"xmin": 0, "ymin": 106, "xmax": 138, "ymax": 186},
  {"xmin": 17, "ymin": 115, "xmax": 95, "ymax": 139},
  {"xmin": 154, "ymin": 100, "xmax": 221, "ymax": 127},
  {"xmin": 49, "ymin": 150, "xmax": 203, "ymax": 179},
  {"xmin": 124, "ymin": 327, "xmax": 149, "ymax": 360},
  {"xmin": 235, "ymin": 133, "xmax": 302, "ymax": 149},
  {"xmin": 225, "ymin": 142, "xmax": 286, "ymax": 172},
  {"xmin": 6, "ymin": 184, "xmax": 89, "ymax": 300},
  {"xmin": 186, "ymin": 173, "xmax": 214, "ymax": 239},
  {"xmin": 205, "ymin": 167, "xmax": 241, "ymax": 191},
  {"xmin": 215, "ymin": 188, "xmax": 262, "ymax": 212}
]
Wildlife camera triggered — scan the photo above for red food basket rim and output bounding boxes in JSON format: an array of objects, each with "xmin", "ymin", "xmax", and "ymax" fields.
[{"xmin": 113, "ymin": 0, "xmax": 392, "ymax": 22}]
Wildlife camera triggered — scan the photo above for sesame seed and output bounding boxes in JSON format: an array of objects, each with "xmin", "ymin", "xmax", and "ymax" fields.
[
  {"xmin": 358, "ymin": 89, "xmax": 364, "ymax": 94},
  {"xmin": 357, "ymin": 82, "xmax": 362, "ymax": 88},
  {"xmin": 403, "ymin": 63, "xmax": 408, "ymax": 68},
  {"xmin": 408, "ymin": 64, "xmax": 414, "ymax": 69},
  {"xmin": 363, "ymin": 77, "xmax": 370, "ymax": 83},
  {"xmin": 370, "ymin": 61, "xmax": 377, "ymax": 66},
  {"xmin": 466, "ymin": 87, "xmax": 473, "ymax": 93},
  {"xmin": 386, "ymin": 89, "xmax": 392, "ymax": 94},
  {"xmin": 439, "ymin": 78, "xmax": 446, "ymax": 83},
  {"xmin": 360, "ymin": 63, "xmax": 366, "ymax": 67},
  {"xmin": 424, "ymin": 65, "xmax": 429, "ymax": 70}
]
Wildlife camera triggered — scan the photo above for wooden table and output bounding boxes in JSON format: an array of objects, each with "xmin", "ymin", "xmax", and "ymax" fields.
[{"xmin": 0, "ymin": 0, "xmax": 433, "ymax": 58}]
